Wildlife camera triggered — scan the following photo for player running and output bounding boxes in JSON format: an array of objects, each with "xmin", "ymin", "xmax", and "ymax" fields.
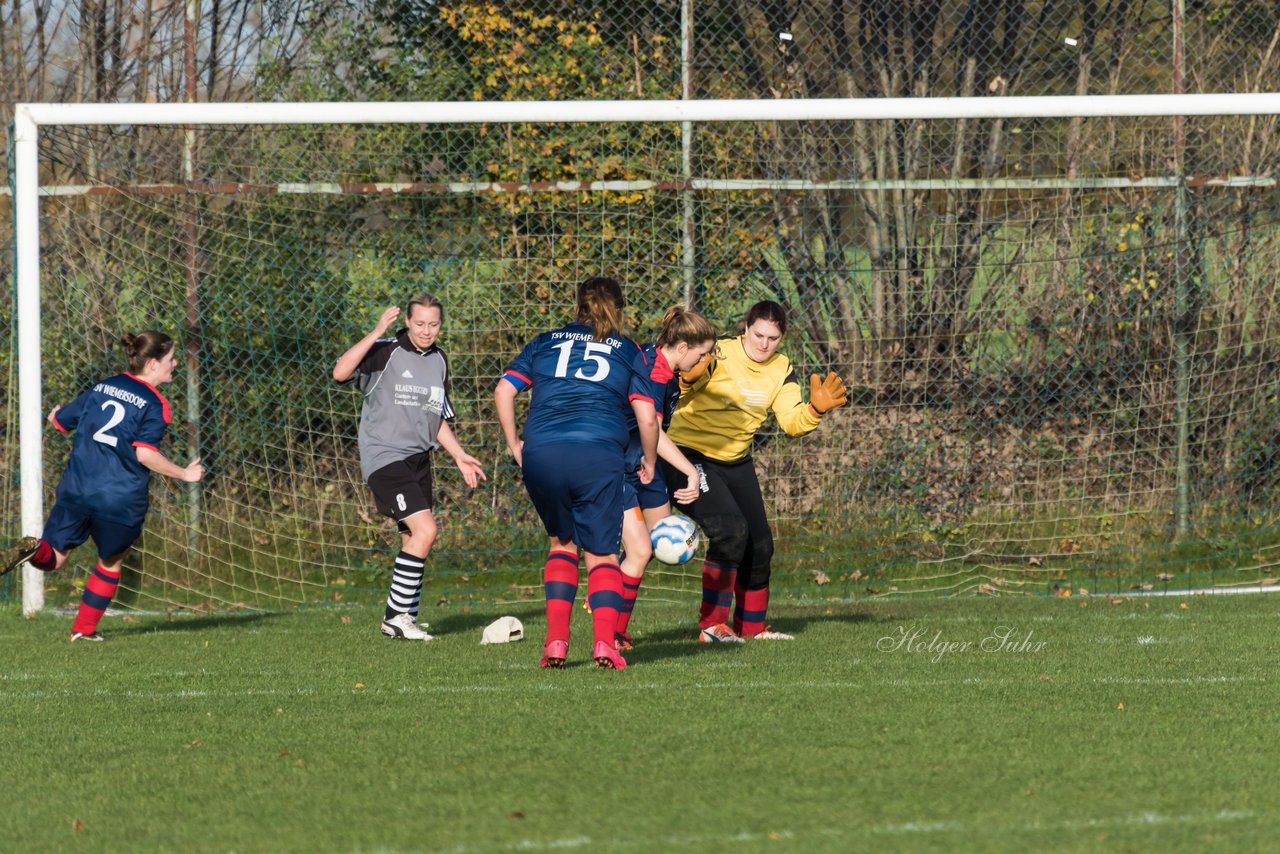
[
  {"xmin": 333, "ymin": 294, "xmax": 486, "ymax": 641},
  {"xmin": 494, "ymin": 276, "xmax": 658, "ymax": 670},
  {"xmin": 613, "ymin": 305, "xmax": 717, "ymax": 650},
  {"xmin": 1, "ymin": 331, "xmax": 204, "ymax": 641},
  {"xmin": 665, "ymin": 300, "xmax": 848, "ymax": 642}
]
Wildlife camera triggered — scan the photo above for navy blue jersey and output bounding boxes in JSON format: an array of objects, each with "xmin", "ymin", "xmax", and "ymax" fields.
[
  {"xmin": 623, "ymin": 343, "xmax": 678, "ymax": 470},
  {"xmin": 50, "ymin": 373, "xmax": 173, "ymax": 525},
  {"xmin": 630, "ymin": 343, "xmax": 679, "ymax": 428},
  {"xmin": 501, "ymin": 322, "xmax": 649, "ymax": 452}
]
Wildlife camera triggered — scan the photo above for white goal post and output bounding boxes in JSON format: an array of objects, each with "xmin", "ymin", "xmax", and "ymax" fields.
[{"xmin": 13, "ymin": 93, "xmax": 1280, "ymax": 615}]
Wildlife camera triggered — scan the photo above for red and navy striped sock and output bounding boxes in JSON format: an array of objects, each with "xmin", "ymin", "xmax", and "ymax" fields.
[
  {"xmin": 30, "ymin": 539, "xmax": 56, "ymax": 571},
  {"xmin": 699, "ymin": 559, "xmax": 737, "ymax": 629},
  {"xmin": 587, "ymin": 562, "xmax": 624, "ymax": 647},
  {"xmin": 733, "ymin": 585, "xmax": 770, "ymax": 638},
  {"xmin": 615, "ymin": 572, "xmax": 643, "ymax": 637},
  {"xmin": 543, "ymin": 550, "xmax": 579, "ymax": 644},
  {"xmin": 71, "ymin": 564, "xmax": 120, "ymax": 636}
]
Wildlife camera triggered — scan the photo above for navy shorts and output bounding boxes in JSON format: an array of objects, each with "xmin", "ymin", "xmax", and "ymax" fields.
[
  {"xmin": 624, "ymin": 466, "xmax": 670, "ymax": 511},
  {"xmin": 43, "ymin": 501, "xmax": 144, "ymax": 559},
  {"xmin": 522, "ymin": 443, "xmax": 625, "ymax": 556}
]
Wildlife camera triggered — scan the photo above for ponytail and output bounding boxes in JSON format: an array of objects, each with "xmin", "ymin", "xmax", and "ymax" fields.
[
  {"xmin": 575, "ymin": 276, "xmax": 626, "ymax": 341},
  {"xmin": 656, "ymin": 305, "xmax": 716, "ymax": 349}
]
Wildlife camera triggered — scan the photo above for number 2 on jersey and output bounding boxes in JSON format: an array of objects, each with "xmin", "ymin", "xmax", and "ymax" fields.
[
  {"xmin": 552, "ymin": 340, "xmax": 612, "ymax": 382},
  {"xmin": 92, "ymin": 400, "xmax": 127, "ymax": 447}
]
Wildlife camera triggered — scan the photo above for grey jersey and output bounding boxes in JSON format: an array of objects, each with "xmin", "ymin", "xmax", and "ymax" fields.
[{"xmin": 342, "ymin": 329, "xmax": 456, "ymax": 480}]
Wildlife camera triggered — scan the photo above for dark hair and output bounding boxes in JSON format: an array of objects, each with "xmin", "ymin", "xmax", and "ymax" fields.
[
  {"xmin": 742, "ymin": 300, "xmax": 788, "ymax": 336},
  {"xmin": 576, "ymin": 276, "xmax": 625, "ymax": 340},
  {"xmin": 121, "ymin": 331, "xmax": 174, "ymax": 374},
  {"xmin": 655, "ymin": 305, "xmax": 717, "ymax": 348},
  {"xmin": 405, "ymin": 292, "xmax": 444, "ymax": 323}
]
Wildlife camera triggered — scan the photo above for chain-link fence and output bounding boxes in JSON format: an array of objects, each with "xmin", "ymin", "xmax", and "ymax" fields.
[{"xmin": 4, "ymin": 2, "xmax": 1280, "ymax": 609}]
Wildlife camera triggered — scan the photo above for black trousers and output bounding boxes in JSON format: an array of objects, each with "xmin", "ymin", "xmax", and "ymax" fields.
[{"xmin": 662, "ymin": 447, "xmax": 774, "ymax": 591}]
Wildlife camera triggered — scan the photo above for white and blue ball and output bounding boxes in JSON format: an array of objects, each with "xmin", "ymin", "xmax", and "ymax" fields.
[{"xmin": 650, "ymin": 514, "xmax": 699, "ymax": 565}]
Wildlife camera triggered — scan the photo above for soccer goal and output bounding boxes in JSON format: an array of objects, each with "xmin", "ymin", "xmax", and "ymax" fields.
[{"xmin": 12, "ymin": 94, "xmax": 1280, "ymax": 616}]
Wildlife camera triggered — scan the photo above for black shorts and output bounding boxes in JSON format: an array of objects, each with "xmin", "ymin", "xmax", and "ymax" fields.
[{"xmin": 367, "ymin": 452, "xmax": 434, "ymax": 532}]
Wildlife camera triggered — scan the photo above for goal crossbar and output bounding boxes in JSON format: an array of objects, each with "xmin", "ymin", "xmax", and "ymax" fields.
[{"xmin": 16, "ymin": 93, "xmax": 1280, "ymax": 128}]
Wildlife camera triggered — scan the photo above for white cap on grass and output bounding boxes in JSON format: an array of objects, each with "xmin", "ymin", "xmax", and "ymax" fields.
[{"xmin": 481, "ymin": 616, "xmax": 525, "ymax": 644}]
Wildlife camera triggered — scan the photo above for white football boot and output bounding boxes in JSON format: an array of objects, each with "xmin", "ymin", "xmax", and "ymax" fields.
[{"xmin": 381, "ymin": 612, "xmax": 435, "ymax": 640}]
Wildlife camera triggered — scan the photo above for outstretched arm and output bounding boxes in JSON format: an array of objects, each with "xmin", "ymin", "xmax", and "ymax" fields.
[
  {"xmin": 436, "ymin": 420, "xmax": 487, "ymax": 488},
  {"xmin": 135, "ymin": 446, "xmax": 204, "ymax": 483},
  {"xmin": 332, "ymin": 306, "xmax": 400, "ymax": 382}
]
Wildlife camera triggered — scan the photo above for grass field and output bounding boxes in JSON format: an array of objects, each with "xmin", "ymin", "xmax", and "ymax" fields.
[{"xmin": 2, "ymin": 593, "xmax": 1278, "ymax": 853}]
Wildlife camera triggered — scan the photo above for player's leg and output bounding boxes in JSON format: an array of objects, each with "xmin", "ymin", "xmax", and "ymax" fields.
[
  {"xmin": 368, "ymin": 455, "xmax": 436, "ymax": 640},
  {"xmin": 723, "ymin": 461, "xmax": 785, "ymax": 639},
  {"xmin": 615, "ymin": 480, "xmax": 652, "ymax": 649},
  {"xmin": 540, "ymin": 535, "xmax": 579, "ymax": 667},
  {"xmin": 614, "ymin": 470, "xmax": 675, "ymax": 649},
  {"xmin": 641, "ymin": 504, "xmax": 672, "ymax": 530},
  {"xmin": 3, "ymin": 502, "xmax": 82, "ymax": 577},
  {"xmin": 386, "ymin": 509, "xmax": 437, "ymax": 633},
  {"xmin": 568, "ymin": 447, "xmax": 628, "ymax": 668},
  {"xmin": 521, "ymin": 444, "xmax": 586, "ymax": 666},
  {"xmin": 0, "ymin": 536, "xmax": 59, "ymax": 575},
  {"xmin": 69, "ymin": 519, "xmax": 141, "ymax": 642},
  {"xmin": 583, "ymin": 550, "xmax": 627, "ymax": 669},
  {"xmin": 672, "ymin": 451, "xmax": 749, "ymax": 641},
  {"xmin": 1, "ymin": 537, "xmax": 39, "ymax": 576}
]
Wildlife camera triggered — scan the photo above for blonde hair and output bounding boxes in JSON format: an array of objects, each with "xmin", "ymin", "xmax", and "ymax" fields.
[
  {"xmin": 656, "ymin": 305, "xmax": 716, "ymax": 348},
  {"xmin": 575, "ymin": 277, "xmax": 625, "ymax": 341},
  {"xmin": 405, "ymin": 292, "xmax": 444, "ymax": 323}
]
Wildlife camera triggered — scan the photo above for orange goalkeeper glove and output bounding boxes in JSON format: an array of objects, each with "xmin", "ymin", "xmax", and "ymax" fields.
[
  {"xmin": 679, "ymin": 352, "xmax": 716, "ymax": 389},
  {"xmin": 809, "ymin": 371, "xmax": 848, "ymax": 415}
]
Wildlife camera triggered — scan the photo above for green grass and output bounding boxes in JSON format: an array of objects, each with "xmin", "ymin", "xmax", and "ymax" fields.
[{"xmin": 2, "ymin": 595, "xmax": 1279, "ymax": 852}]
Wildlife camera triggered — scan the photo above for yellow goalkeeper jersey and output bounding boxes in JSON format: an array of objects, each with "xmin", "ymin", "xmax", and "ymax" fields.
[{"xmin": 667, "ymin": 335, "xmax": 822, "ymax": 462}]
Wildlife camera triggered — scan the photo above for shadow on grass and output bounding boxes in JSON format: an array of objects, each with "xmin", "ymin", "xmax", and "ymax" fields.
[
  {"xmin": 624, "ymin": 637, "xmax": 728, "ymax": 665},
  {"xmin": 620, "ymin": 605, "xmax": 888, "ymax": 663},
  {"xmin": 428, "ymin": 604, "xmax": 547, "ymax": 636},
  {"xmin": 109, "ymin": 611, "xmax": 280, "ymax": 637},
  {"xmin": 418, "ymin": 599, "xmax": 892, "ymax": 665},
  {"xmin": 771, "ymin": 607, "xmax": 883, "ymax": 628}
]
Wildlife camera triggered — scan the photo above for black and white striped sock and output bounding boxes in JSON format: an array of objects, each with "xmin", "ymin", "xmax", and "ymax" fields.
[{"xmin": 385, "ymin": 550, "xmax": 426, "ymax": 621}]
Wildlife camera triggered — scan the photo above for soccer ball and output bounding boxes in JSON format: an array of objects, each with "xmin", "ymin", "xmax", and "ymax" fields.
[{"xmin": 650, "ymin": 514, "xmax": 699, "ymax": 565}]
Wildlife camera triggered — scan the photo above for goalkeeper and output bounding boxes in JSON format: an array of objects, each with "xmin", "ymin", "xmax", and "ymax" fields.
[
  {"xmin": 664, "ymin": 300, "xmax": 848, "ymax": 642},
  {"xmin": 333, "ymin": 294, "xmax": 486, "ymax": 641}
]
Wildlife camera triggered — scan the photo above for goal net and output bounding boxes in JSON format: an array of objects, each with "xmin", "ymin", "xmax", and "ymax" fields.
[{"xmin": 10, "ymin": 96, "xmax": 1280, "ymax": 615}]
